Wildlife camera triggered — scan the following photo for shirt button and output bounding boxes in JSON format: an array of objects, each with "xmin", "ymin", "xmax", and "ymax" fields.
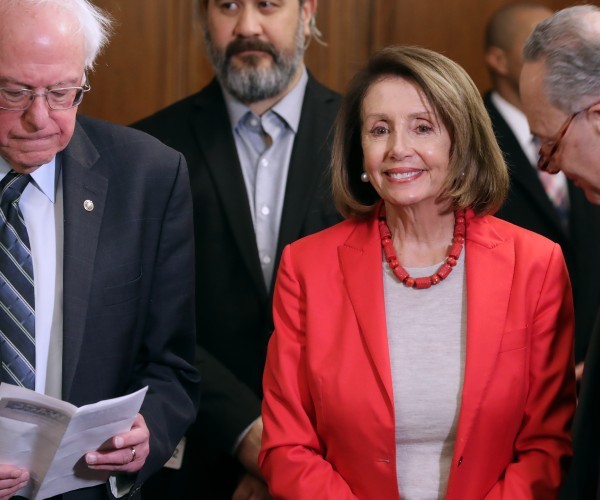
[
  {"xmin": 457, "ymin": 456, "xmax": 463, "ymax": 467},
  {"xmin": 261, "ymin": 206, "xmax": 270, "ymax": 216},
  {"xmin": 250, "ymin": 118, "xmax": 258, "ymax": 127},
  {"xmin": 261, "ymin": 158, "xmax": 269, "ymax": 167},
  {"xmin": 262, "ymin": 255, "xmax": 272, "ymax": 264}
]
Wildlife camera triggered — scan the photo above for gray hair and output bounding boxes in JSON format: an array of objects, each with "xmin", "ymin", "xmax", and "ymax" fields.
[
  {"xmin": 523, "ymin": 4, "xmax": 600, "ymax": 113},
  {"xmin": 0, "ymin": 0, "xmax": 112, "ymax": 71}
]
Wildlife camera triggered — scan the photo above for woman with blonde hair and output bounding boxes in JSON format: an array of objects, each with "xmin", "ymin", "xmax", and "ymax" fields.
[{"xmin": 259, "ymin": 46, "xmax": 575, "ymax": 499}]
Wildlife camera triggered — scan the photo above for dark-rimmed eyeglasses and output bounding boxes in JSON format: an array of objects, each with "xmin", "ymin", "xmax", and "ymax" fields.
[
  {"xmin": 0, "ymin": 83, "xmax": 91, "ymax": 111},
  {"xmin": 537, "ymin": 102, "xmax": 598, "ymax": 174}
]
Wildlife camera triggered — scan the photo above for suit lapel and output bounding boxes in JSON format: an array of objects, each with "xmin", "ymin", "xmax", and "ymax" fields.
[
  {"xmin": 485, "ymin": 94, "xmax": 567, "ymax": 237},
  {"xmin": 339, "ymin": 212, "xmax": 515, "ymax": 456},
  {"xmin": 191, "ymin": 80, "xmax": 266, "ymax": 299},
  {"xmin": 338, "ymin": 216, "xmax": 394, "ymax": 411},
  {"xmin": 275, "ymin": 76, "xmax": 339, "ymax": 283},
  {"xmin": 453, "ymin": 212, "xmax": 514, "ymax": 455},
  {"xmin": 60, "ymin": 121, "xmax": 108, "ymax": 399}
]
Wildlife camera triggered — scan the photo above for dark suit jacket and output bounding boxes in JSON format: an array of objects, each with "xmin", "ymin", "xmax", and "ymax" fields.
[
  {"xmin": 560, "ymin": 185, "xmax": 600, "ymax": 499},
  {"xmin": 485, "ymin": 92, "xmax": 600, "ymax": 362},
  {"xmin": 133, "ymin": 76, "xmax": 342, "ymax": 493},
  {"xmin": 54, "ymin": 115, "xmax": 200, "ymax": 499},
  {"xmin": 562, "ymin": 318, "xmax": 600, "ymax": 499}
]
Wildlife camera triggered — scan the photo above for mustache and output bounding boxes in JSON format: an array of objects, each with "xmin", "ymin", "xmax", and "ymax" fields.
[{"xmin": 225, "ymin": 38, "xmax": 278, "ymax": 60}]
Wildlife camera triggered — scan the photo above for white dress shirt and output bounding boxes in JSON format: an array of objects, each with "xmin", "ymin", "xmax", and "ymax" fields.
[{"xmin": 490, "ymin": 91, "xmax": 570, "ymax": 216}]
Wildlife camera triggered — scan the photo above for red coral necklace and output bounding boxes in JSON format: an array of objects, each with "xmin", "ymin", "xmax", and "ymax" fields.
[{"xmin": 378, "ymin": 204, "xmax": 466, "ymax": 289}]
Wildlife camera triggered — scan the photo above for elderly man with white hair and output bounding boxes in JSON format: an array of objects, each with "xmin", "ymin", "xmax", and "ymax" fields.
[{"xmin": 0, "ymin": 0, "xmax": 200, "ymax": 498}]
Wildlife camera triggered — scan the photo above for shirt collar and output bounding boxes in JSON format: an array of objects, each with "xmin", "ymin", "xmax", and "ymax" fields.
[
  {"xmin": 490, "ymin": 92, "xmax": 533, "ymax": 142},
  {"xmin": 490, "ymin": 91, "xmax": 539, "ymax": 166},
  {"xmin": 223, "ymin": 67, "xmax": 309, "ymax": 133},
  {"xmin": 0, "ymin": 155, "xmax": 57, "ymax": 203}
]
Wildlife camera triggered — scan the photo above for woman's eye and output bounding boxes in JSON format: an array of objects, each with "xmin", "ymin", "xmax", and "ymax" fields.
[
  {"xmin": 416, "ymin": 124, "xmax": 433, "ymax": 134},
  {"xmin": 370, "ymin": 126, "xmax": 389, "ymax": 136}
]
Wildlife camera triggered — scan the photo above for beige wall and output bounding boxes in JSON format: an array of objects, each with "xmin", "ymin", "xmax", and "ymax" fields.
[{"xmin": 79, "ymin": 0, "xmax": 598, "ymax": 125}]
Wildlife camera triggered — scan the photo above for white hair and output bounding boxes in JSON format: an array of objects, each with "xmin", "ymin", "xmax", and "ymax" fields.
[
  {"xmin": 523, "ymin": 4, "xmax": 600, "ymax": 113},
  {"xmin": 0, "ymin": 0, "xmax": 112, "ymax": 70}
]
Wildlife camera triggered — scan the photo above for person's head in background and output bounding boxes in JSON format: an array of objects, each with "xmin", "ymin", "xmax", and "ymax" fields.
[
  {"xmin": 484, "ymin": 2, "xmax": 552, "ymax": 111},
  {"xmin": 0, "ymin": 0, "xmax": 111, "ymax": 174},
  {"xmin": 520, "ymin": 5, "xmax": 600, "ymax": 203},
  {"xmin": 198, "ymin": 0, "xmax": 319, "ymax": 110}
]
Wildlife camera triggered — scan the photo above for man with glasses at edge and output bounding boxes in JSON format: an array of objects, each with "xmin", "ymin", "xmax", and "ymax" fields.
[
  {"xmin": 484, "ymin": 3, "xmax": 600, "ymax": 386},
  {"xmin": 0, "ymin": 0, "xmax": 200, "ymax": 498},
  {"xmin": 520, "ymin": 5, "xmax": 600, "ymax": 499}
]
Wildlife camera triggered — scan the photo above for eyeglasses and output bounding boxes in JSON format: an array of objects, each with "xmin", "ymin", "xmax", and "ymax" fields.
[
  {"xmin": 537, "ymin": 101, "xmax": 599, "ymax": 174},
  {"xmin": 0, "ymin": 83, "xmax": 90, "ymax": 111}
]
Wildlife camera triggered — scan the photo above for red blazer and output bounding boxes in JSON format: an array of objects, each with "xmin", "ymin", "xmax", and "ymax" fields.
[{"xmin": 260, "ymin": 210, "xmax": 576, "ymax": 499}]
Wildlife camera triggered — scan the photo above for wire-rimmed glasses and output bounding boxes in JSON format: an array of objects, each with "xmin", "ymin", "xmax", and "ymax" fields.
[
  {"xmin": 0, "ymin": 83, "xmax": 91, "ymax": 111},
  {"xmin": 537, "ymin": 102, "xmax": 598, "ymax": 174}
]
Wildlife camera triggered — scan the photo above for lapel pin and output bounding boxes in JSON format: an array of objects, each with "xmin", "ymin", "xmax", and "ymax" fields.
[{"xmin": 83, "ymin": 200, "xmax": 94, "ymax": 212}]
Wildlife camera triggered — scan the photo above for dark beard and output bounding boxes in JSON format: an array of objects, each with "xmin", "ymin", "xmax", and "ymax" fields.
[{"xmin": 203, "ymin": 19, "xmax": 305, "ymax": 104}]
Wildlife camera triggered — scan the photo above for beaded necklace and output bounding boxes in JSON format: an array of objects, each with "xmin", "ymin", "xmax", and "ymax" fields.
[{"xmin": 378, "ymin": 205, "xmax": 466, "ymax": 289}]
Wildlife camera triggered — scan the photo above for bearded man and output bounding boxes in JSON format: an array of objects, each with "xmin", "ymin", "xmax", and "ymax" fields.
[{"xmin": 133, "ymin": 1, "xmax": 341, "ymax": 498}]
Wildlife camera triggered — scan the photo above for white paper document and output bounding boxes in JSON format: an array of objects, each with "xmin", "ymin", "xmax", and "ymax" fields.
[{"xmin": 0, "ymin": 383, "xmax": 147, "ymax": 499}]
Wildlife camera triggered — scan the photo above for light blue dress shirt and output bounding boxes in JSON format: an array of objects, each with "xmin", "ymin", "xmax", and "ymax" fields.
[{"xmin": 223, "ymin": 69, "xmax": 308, "ymax": 287}]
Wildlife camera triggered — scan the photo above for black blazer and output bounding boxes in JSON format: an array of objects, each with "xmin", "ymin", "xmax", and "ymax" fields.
[
  {"xmin": 133, "ymin": 76, "xmax": 342, "ymax": 451},
  {"xmin": 485, "ymin": 92, "xmax": 600, "ymax": 362},
  {"xmin": 56, "ymin": 115, "xmax": 200, "ymax": 499},
  {"xmin": 560, "ymin": 314, "xmax": 600, "ymax": 500},
  {"xmin": 562, "ymin": 317, "xmax": 600, "ymax": 498}
]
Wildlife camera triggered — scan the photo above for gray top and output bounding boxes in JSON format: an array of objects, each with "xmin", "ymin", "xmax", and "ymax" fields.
[{"xmin": 383, "ymin": 251, "xmax": 466, "ymax": 499}]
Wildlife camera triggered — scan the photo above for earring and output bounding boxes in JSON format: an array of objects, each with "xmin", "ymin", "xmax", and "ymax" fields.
[{"xmin": 360, "ymin": 172, "xmax": 369, "ymax": 183}]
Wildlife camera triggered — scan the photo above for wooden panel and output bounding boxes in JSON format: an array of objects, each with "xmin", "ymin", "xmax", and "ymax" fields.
[
  {"xmin": 304, "ymin": 0, "xmax": 372, "ymax": 94},
  {"xmin": 79, "ymin": 0, "xmax": 211, "ymax": 124},
  {"xmin": 369, "ymin": 0, "xmax": 597, "ymax": 96},
  {"xmin": 79, "ymin": 0, "xmax": 600, "ymax": 125}
]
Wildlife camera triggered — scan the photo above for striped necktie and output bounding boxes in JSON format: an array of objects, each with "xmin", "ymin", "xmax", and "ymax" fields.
[
  {"xmin": 0, "ymin": 171, "xmax": 35, "ymax": 389},
  {"xmin": 531, "ymin": 136, "xmax": 569, "ymax": 229},
  {"xmin": 538, "ymin": 170, "xmax": 569, "ymax": 229}
]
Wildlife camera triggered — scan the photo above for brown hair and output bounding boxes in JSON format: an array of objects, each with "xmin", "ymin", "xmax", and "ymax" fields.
[{"xmin": 332, "ymin": 45, "xmax": 509, "ymax": 219}]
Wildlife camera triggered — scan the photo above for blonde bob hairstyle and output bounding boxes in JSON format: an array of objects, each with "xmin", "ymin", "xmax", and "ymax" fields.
[{"xmin": 332, "ymin": 45, "xmax": 509, "ymax": 220}]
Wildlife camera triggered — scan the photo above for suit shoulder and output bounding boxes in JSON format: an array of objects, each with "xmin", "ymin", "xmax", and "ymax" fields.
[
  {"xmin": 484, "ymin": 215, "xmax": 560, "ymax": 250},
  {"xmin": 482, "ymin": 90, "xmax": 493, "ymax": 108},
  {"xmin": 305, "ymin": 75, "xmax": 341, "ymax": 111},
  {"xmin": 77, "ymin": 114, "xmax": 178, "ymax": 150},
  {"xmin": 130, "ymin": 90, "xmax": 206, "ymax": 132},
  {"xmin": 74, "ymin": 114, "xmax": 184, "ymax": 165},
  {"xmin": 288, "ymin": 219, "xmax": 356, "ymax": 255},
  {"xmin": 308, "ymin": 75, "xmax": 341, "ymax": 99}
]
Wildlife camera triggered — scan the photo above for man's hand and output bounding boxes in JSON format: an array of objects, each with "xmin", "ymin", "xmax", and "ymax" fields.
[
  {"xmin": 575, "ymin": 361, "xmax": 584, "ymax": 383},
  {"xmin": 232, "ymin": 472, "xmax": 272, "ymax": 500},
  {"xmin": 85, "ymin": 413, "xmax": 150, "ymax": 473},
  {"xmin": 0, "ymin": 465, "xmax": 29, "ymax": 500},
  {"xmin": 231, "ymin": 418, "xmax": 271, "ymax": 500},
  {"xmin": 234, "ymin": 417, "xmax": 271, "ymax": 499},
  {"xmin": 236, "ymin": 417, "xmax": 264, "ymax": 478}
]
